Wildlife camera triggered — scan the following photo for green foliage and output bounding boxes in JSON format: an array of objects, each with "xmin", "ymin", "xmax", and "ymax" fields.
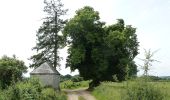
[
  {"xmin": 0, "ymin": 55, "xmax": 27, "ymax": 89},
  {"xmin": 124, "ymin": 81, "xmax": 164, "ymax": 100},
  {"xmin": 0, "ymin": 78, "xmax": 67, "ymax": 100},
  {"xmin": 60, "ymin": 80, "xmax": 89, "ymax": 89},
  {"xmin": 60, "ymin": 74, "xmax": 72, "ymax": 82},
  {"xmin": 60, "ymin": 74, "xmax": 83, "ymax": 82},
  {"xmin": 92, "ymin": 82, "xmax": 126, "ymax": 100},
  {"xmin": 30, "ymin": 0, "xmax": 67, "ymax": 68},
  {"xmin": 0, "ymin": 78, "xmax": 42, "ymax": 100},
  {"xmin": 64, "ymin": 6, "xmax": 139, "ymax": 87},
  {"xmin": 71, "ymin": 75, "xmax": 84, "ymax": 82},
  {"xmin": 41, "ymin": 88, "xmax": 66, "ymax": 100}
]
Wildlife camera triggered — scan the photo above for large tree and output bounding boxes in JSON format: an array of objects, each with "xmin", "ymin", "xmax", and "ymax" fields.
[
  {"xmin": 104, "ymin": 19, "xmax": 139, "ymax": 81},
  {"xmin": 0, "ymin": 55, "xmax": 27, "ymax": 89},
  {"xmin": 30, "ymin": 0, "xmax": 67, "ymax": 69},
  {"xmin": 64, "ymin": 6, "xmax": 139, "ymax": 87}
]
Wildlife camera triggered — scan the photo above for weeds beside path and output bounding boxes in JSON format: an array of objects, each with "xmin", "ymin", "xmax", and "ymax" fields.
[{"xmin": 64, "ymin": 88, "xmax": 96, "ymax": 100}]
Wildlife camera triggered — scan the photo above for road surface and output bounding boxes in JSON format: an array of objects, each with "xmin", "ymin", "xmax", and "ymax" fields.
[{"xmin": 64, "ymin": 88, "xmax": 96, "ymax": 100}]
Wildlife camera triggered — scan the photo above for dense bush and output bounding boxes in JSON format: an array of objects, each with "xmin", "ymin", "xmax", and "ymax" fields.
[
  {"xmin": 0, "ymin": 55, "xmax": 27, "ymax": 89},
  {"xmin": 0, "ymin": 78, "xmax": 41, "ymax": 100},
  {"xmin": 0, "ymin": 78, "xmax": 66, "ymax": 100}
]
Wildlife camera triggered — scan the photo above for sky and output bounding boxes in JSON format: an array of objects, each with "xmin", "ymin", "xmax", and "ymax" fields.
[{"xmin": 0, "ymin": 0, "xmax": 170, "ymax": 77}]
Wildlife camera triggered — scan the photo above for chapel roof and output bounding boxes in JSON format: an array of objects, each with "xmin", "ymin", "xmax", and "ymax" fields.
[{"xmin": 30, "ymin": 62, "xmax": 60, "ymax": 75}]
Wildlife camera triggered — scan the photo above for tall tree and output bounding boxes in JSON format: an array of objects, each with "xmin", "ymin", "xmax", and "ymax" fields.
[
  {"xmin": 64, "ymin": 6, "xmax": 139, "ymax": 87},
  {"xmin": 30, "ymin": 0, "xmax": 67, "ymax": 69},
  {"xmin": 64, "ymin": 6, "xmax": 105, "ymax": 87}
]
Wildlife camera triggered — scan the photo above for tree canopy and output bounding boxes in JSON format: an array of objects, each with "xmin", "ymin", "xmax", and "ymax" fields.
[
  {"xmin": 0, "ymin": 55, "xmax": 27, "ymax": 89},
  {"xmin": 64, "ymin": 6, "xmax": 139, "ymax": 87},
  {"xmin": 30, "ymin": 0, "xmax": 67, "ymax": 69}
]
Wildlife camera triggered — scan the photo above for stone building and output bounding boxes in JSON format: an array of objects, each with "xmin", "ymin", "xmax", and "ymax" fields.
[{"xmin": 30, "ymin": 62, "xmax": 60, "ymax": 90}]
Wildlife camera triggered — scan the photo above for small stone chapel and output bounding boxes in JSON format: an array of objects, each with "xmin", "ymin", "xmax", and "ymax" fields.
[{"xmin": 30, "ymin": 62, "xmax": 60, "ymax": 90}]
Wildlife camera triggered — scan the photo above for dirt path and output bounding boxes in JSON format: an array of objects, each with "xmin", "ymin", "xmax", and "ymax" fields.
[{"xmin": 64, "ymin": 88, "xmax": 96, "ymax": 100}]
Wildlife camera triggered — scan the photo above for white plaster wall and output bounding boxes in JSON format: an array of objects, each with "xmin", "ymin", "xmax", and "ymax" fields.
[{"xmin": 32, "ymin": 74, "xmax": 60, "ymax": 90}]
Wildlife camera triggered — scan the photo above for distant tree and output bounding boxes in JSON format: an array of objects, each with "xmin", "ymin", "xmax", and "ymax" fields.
[
  {"xmin": 30, "ymin": 0, "xmax": 67, "ymax": 69},
  {"xmin": 0, "ymin": 55, "xmax": 27, "ymax": 89},
  {"xmin": 71, "ymin": 75, "xmax": 83, "ymax": 82},
  {"xmin": 60, "ymin": 74, "xmax": 72, "ymax": 82},
  {"xmin": 139, "ymin": 49, "xmax": 160, "ymax": 76},
  {"xmin": 64, "ymin": 6, "xmax": 139, "ymax": 88}
]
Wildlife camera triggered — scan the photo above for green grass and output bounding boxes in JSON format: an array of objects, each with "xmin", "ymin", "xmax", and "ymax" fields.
[
  {"xmin": 60, "ymin": 80, "xmax": 90, "ymax": 89},
  {"xmin": 92, "ymin": 81, "xmax": 170, "ymax": 100},
  {"xmin": 92, "ymin": 82, "xmax": 126, "ymax": 100}
]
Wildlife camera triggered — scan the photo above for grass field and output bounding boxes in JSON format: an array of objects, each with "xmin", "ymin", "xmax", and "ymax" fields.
[{"xmin": 92, "ymin": 81, "xmax": 170, "ymax": 100}]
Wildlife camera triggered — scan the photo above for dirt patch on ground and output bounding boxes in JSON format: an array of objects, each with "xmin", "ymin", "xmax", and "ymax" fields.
[{"xmin": 64, "ymin": 88, "xmax": 96, "ymax": 100}]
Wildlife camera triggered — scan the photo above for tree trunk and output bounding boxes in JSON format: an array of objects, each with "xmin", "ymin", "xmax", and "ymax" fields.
[
  {"xmin": 89, "ymin": 79, "xmax": 100, "ymax": 90},
  {"xmin": 53, "ymin": 12, "xmax": 58, "ymax": 69}
]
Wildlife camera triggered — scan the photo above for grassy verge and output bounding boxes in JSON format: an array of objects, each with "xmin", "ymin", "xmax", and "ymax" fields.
[
  {"xmin": 92, "ymin": 82, "xmax": 126, "ymax": 100},
  {"xmin": 92, "ymin": 81, "xmax": 170, "ymax": 100}
]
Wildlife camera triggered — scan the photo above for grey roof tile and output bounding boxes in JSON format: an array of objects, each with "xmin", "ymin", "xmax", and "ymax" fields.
[{"xmin": 30, "ymin": 62, "xmax": 60, "ymax": 75}]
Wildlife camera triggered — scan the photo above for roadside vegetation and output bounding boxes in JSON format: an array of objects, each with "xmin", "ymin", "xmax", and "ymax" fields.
[
  {"xmin": 0, "ymin": 56, "xmax": 67, "ymax": 100},
  {"xmin": 92, "ymin": 78, "xmax": 170, "ymax": 100},
  {"xmin": 60, "ymin": 74, "xmax": 89, "ymax": 89},
  {"xmin": 60, "ymin": 80, "xmax": 89, "ymax": 89},
  {"xmin": 0, "ymin": 78, "xmax": 67, "ymax": 100}
]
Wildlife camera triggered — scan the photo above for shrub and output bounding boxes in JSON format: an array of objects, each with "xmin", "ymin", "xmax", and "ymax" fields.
[
  {"xmin": 3, "ymin": 78, "xmax": 42, "ymax": 100},
  {"xmin": 0, "ymin": 55, "xmax": 27, "ymax": 89}
]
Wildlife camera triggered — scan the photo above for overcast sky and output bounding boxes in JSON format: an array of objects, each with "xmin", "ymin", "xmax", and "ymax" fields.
[{"xmin": 0, "ymin": 0, "xmax": 170, "ymax": 77}]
